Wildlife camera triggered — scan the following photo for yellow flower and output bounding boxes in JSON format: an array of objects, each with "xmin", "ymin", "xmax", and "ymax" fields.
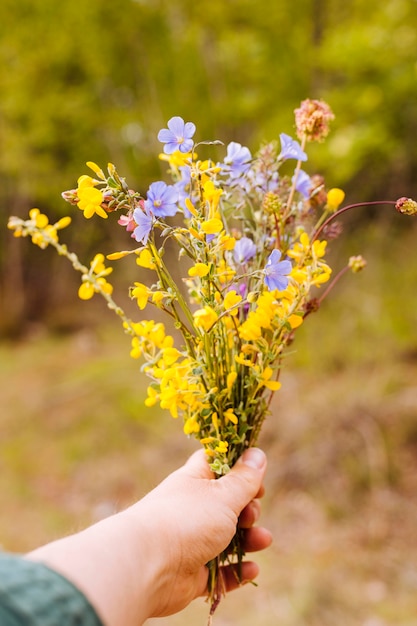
[
  {"xmin": 216, "ymin": 259, "xmax": 236, "ymax": 284},
  {"xmin": 78, "ymin": 253, "xmax": 113, "ymax": 300},
  {"xmin": 131, "ymin": 282, "xmax": 149, "ymax": 310},
  {"xmin": 193, "ymin": 306, "xmax": 218, "ymax": 331},
  {"xmin": 215, "ymin": 440, "xmax": 229, "ymax": 454},
  {"xmin": 288, "ymin": 314, "xmax": 303, "ymax": 329},
  {"xmin": 185, "ymin": 198, "xmax": 198, "ymax": 217},
  {"xmin": 226, "ymin": 370, "xmax": 237, "ymax": 391},
  {"xmin": 203, "ymin": 180, "xmax": 223, "ymax": 214},
  {"xmin": 77, "ymin": 176, "xmax": 107, "ymax": 219},
  {"xmin": 201, "ymin": 217, "xmax": 223, "ymax": 235},
  {"xmin": 235, "ymin": 352, "xmax": 254, "ymax": 367},
  {"xmin": 218, "ymin": 233, "xmax": 236, "ymax": 251},
  {"xmin": 224, "ymin": 408, "xmax": 238, "ymax": 425},
  {"xmin": 86, "ymin": 161, "xmax": 106, "ymax": 180},
  {"xmin": 326, "ymin": 188, "xmax": 345, "ymax": 212},
  {"xmin": 136, "ymin": 248, "xmax": 156, "ymax": 269},
  {"xmin": 78, "ymin": 282, "xmax": 95, "ymax": 300},
  {"xmin": 223, "ymin": 290, "xmax": 242, "ymax": 316},
  {"xmin": 29, "ymin": 208, "xmax": 49, "ymax": 229},
  {"xmin": 258, "ymin": 366, "xmax": 281, "ymax": 391},
  {"xmin": 55, "ymin": 216, "xmax": 72, "ymax": 230},
  {"xmin": 144, "ymin": 386, "xmax": 159, "ymax": 407},
  {"xmin": 183, "ymin": 417, "xmax": 200, "ymax": 435},
  {"xmin": 159, "ymin": 150, "xmax": 193, "ymax": 168},
  {"xmin": 161, "ymin": 347, "xmax": 182, "ymax": 366},
  {"xmin": 238, "ymin": 314, "xmax": 262, "ymax": 341},
  {"xmin": 151, "ymin": 291, "xmax": 165, "ymax": 306},
  {"xmin": 188, "ymin": 262, "xmax": 211, "ymax": 278}
]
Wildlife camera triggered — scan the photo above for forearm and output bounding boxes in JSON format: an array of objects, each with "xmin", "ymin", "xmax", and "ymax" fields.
[{"xmin": 26, "ymin": 507, "xmax": 159, "ymax": 626}]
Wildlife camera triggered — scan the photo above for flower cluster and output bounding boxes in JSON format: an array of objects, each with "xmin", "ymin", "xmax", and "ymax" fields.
[{"xmin": 8, "ymin": 99, "xmax": 415, "ymax": 615}]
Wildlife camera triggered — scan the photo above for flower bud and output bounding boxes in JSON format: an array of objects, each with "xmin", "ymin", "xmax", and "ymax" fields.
[
  {"xmin": 262, "ymin": 191, "xmax": 282, "ymax": 215},
  {"xmin": 395, "ymin": 197, "xmax": 417, "ymax": 216},
  {"xmin": 348, "ymin": 255, "xmax": 367, "ymax": 273}
]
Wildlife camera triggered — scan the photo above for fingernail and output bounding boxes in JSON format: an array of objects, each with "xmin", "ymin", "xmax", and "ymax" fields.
[{"xmin": 241, "ymin": 448, "xmax": 265, "ymax": 470}]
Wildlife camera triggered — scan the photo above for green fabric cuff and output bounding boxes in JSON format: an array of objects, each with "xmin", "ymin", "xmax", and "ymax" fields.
[{"xmin": 0, "ymin": 552, "xmax": 103, "ymax": 626}]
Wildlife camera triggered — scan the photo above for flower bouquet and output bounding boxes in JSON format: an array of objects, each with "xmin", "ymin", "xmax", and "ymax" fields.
[{"xmin": 8, "ymin": 99, "xmax": 416, "ymax": 617}]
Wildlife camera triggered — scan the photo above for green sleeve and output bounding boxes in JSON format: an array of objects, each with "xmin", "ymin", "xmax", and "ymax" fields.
[{"xmin": 0, "ymin": 552, "xmax": 103, "ymax": 626}]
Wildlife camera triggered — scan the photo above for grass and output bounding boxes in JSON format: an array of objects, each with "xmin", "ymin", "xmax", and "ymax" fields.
[{"xmin": 1, "ymin": 218, "xmax": 417, "ymax": 624}]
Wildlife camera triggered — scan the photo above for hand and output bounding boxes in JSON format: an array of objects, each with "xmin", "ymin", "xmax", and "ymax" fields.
[
  {"xmin": 27, "ymin": 448, "xmax": 272, "ymax": 626},
  {"xmin": 130, "ymin": 447, "xmax": 272, "ymax": 618}
]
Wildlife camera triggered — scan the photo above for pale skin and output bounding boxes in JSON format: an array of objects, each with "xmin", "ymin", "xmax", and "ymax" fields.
[{"xmin": 26, "ymin": 447, "xmax": 272, "ymax": 626}]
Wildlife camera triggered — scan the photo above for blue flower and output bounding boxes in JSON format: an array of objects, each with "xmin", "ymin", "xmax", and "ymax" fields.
[
  {"xmin": 144, "ymin": 181, "xmax": 178, "ymax": 217},
  {"xmin": 234, "ymin": 236, "xmax": 257, "ymax": 263},
  {"xmin": 132, "ymin": 207, "xmax": 153, "ymax": 244},
  {"xmin": 223, "ymin": 142, "xmax": 252, "ymax": 179},
  {"xmin": 292, "ymin": 169, "xmax": 311, "ymax": 199},
  {"xmin": 264, "ymin": 249, "xmax": 292, "ymax": 291},
  {"xmin": 157, "ymin": 116, "xmax": 196, "ymax": 154},
  {"xmin": 278, "ymin": 133, "xmax": 307, "ymax": 162}
]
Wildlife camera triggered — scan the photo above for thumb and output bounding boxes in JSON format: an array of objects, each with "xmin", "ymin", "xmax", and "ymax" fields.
[{"xmin": 214, "ymin": 448, "xmax": 267, "ymax": 516}]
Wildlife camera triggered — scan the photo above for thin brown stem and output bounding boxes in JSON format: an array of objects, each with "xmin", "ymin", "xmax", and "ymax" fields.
[{"xmin": 312, "ymin": 200, "xmax": 397, "ymax": 241}]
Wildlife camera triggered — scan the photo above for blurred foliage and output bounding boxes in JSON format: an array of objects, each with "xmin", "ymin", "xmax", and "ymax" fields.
[{"xmin": 1, "ymin": 0, "xmax": 417, "ymax": 333}]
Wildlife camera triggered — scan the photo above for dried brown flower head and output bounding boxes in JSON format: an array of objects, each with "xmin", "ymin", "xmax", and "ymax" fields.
[{"xmin": 295, "ymin": 99, "xmax": 335, "ymax": 142}]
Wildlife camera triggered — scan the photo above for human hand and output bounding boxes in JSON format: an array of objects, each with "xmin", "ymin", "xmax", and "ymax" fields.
[{"xmin": 129, "ymin": 447, "xmax": 272, "ymax": 619}]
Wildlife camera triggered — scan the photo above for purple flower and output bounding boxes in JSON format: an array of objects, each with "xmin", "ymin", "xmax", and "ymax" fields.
[
  {"xmin": 264, "ymin": 249, "xmax": 292, "ymax": 291},
  {"xmin": 278, "ymin": 133, "xmax": 307, "ymax": 162},
  {"xmin": 223, "ymin": 142, "xmax": 252, "ymax": 179},
  {"xmin": 144, "ymin": 181, "xmax": 178, "ymax": 218},
  {"xmin": 157, "ymin": 116, "xmax": 196, "ymax": 154},
  {"xmin": 234, "ymin": 236, "xmax": 257, "ymax": 264},
  {"xmin": 292, "ymin": 169, "xmax": 311, "ymax": 199},
  {"xmin": 132, "ymin": 207, "xmax": 153, "ymax": 244}
]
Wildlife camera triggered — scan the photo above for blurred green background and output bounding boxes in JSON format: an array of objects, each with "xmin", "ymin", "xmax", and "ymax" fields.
[{"xmin": 1, "ymin": 1, "xmax": 417, "ymax": 624}]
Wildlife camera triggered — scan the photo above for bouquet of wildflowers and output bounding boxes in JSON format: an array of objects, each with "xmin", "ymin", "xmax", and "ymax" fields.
[{"xmin": 8, "ymin": 99, "xmax": 416, "ymax": 616}]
